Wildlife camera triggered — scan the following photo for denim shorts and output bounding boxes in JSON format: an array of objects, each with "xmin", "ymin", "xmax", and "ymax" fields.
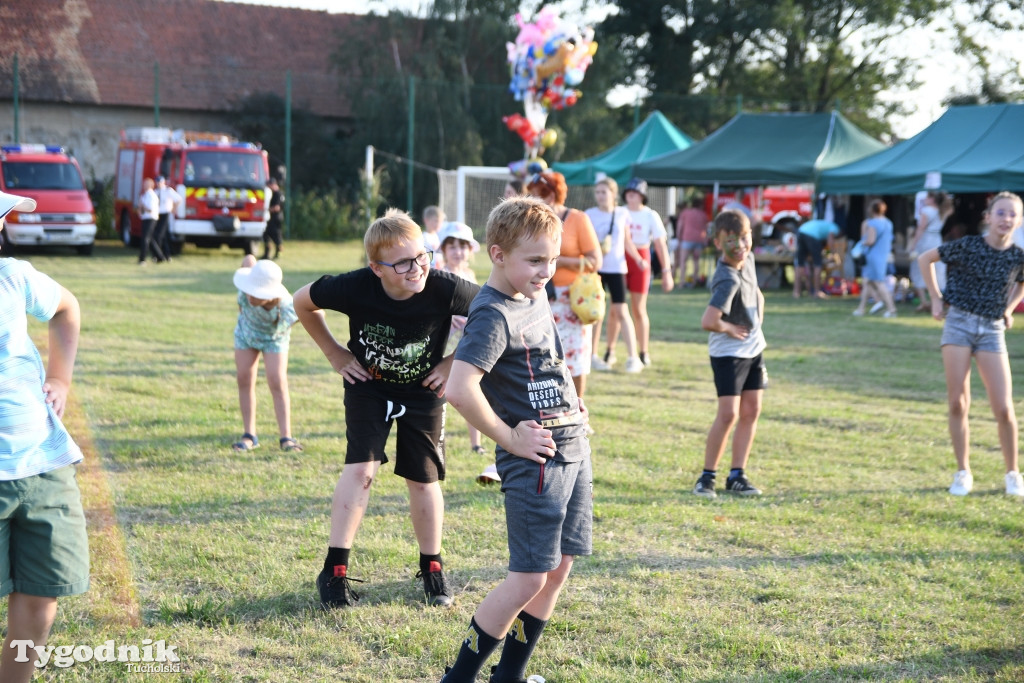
[
  {"xmin": 678, "ymin": 240, "xmax": 704, "ymax": 251},
  {"xmin": 941, "ymin": 306, "xmax": 1006, "ymax": 353},
  {"xmin": 0, "ymin": 466, "xmax": 90, "ymax": 598}
]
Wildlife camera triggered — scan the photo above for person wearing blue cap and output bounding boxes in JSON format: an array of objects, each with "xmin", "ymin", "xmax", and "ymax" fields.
[{"xmin": 793, "ymin": 217, "xmax": 841, "ymax": 299}]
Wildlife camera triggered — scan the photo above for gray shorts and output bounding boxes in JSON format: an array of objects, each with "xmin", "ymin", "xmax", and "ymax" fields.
[
  {"xmin": 941, "ymin": 306, "xmax": 1006, "ymax": 354},
  {"xmin": 498, "ymin": 448, "xmax": 593, "ymax": 573}
]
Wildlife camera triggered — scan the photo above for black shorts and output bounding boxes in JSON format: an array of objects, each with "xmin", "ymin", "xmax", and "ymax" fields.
[
  {"xmin": 796, "ymin": 232, "xmax": 824, "ymax": 267},
  {"xmin": 343, "ymin": 385, "xmax": 447, "ymax": 483},
  {"xmin": 710, "ymin": 354, "xmax": 768, "ymax": 397},
  {"xmin": 599, "ymin": 272, "xmax": 627, "ymax": 304}
]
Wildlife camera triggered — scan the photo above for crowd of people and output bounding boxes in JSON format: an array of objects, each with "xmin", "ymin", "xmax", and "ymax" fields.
[{"xmin": 2, "ymin": 177, "xmax": 1022, "ymax": 681}]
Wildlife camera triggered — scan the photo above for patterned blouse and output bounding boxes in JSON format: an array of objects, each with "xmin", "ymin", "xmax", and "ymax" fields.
[
  {"xmin": 234, "ymin": 290, "xmax": 298, "ymax": 353},
  {"xmin": 938, "ymin": 235, "xmax": 1024, "ymax": 319}
]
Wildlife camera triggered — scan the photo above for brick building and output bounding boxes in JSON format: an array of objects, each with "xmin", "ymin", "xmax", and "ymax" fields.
[{"xmin": 0, "ymin": 0, "xmax": 360, "ymax": 180}]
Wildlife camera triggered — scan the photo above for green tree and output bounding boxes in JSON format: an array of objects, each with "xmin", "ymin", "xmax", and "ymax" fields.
[
  {"xmin": 227, "ymin": 92, "xmax": 346, "ymax": 192},
  {"xmin": 600, "ymin": 0, "xmax": 957, "ymax": 138}
]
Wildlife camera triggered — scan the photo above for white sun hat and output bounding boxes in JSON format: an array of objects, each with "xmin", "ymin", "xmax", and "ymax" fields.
[
  {"xmin": 0, "ymin": 190, "xmax": 38, "ymax": 220},
  {"xmin": 437, "ymin": 221, "xmax": 480, "ymax": 252},
  {"xmin": 233, "ymin": 259, "xmax": 290, "ymax": 300}
]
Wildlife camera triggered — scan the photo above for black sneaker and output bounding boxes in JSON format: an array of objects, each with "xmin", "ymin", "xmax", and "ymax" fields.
[
  {"xmin": 693, "ymin": 475, "xmax": 717, "ymax": 499},
  {"xmin": 317, "ymin": 565, "xmax": 363, "ymax": 609},
  {"xmin": 725, "ymin": 473, "xmax": 762, "ymax": 496},
  {"xmin": 416, "ymin": 561, "xmax": 453, "ymax": 607}
]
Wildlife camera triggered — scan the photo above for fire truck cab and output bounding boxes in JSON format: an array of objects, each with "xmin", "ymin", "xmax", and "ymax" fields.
[
  {"xmin": 114, "ymin": 128, "xmax": 269, "ymax": 254},
  {"xmin": 0, "ymin": 144, "xmax": 97, "ymax": 255}
]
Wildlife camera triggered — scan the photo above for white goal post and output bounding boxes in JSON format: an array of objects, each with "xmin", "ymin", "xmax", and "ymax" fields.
[{"xmin": 438, "ymin": 165, "xmax": 680, "ymax": 236}]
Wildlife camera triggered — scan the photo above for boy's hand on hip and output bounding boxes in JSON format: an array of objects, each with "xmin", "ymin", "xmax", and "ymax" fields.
[
  {"xmin": 422, "ymin": 355, "xmax": 454, "ymax": 397},
  {"xmin": 726, "ymin": 323, "xmax": 750, "ymax": 340},
  {"xmin": 330, "ymin": 348, "xmax": 371, "ymax": 383},
  {"xmin": 506, "ymin": 421, "xmax": 556, "ymax": 463},
  {"xmin": 42, "ymin": 378, "xmax": 70, "ymax": 418}
]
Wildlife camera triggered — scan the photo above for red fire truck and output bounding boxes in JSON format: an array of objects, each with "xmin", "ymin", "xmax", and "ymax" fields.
[
  {"xmin": 0, "ymin": 144, "xmax": 97, "ymax": 255},
  {"xmin": 707, "ymin": 185, "xmax": 814, "ymax": 230},
  {"xmin": 113, "ymin": 128, "xmax": 270, "ymax": 254}
]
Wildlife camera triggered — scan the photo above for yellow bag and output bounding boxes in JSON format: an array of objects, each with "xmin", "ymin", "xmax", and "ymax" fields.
[{"xmin": 569, "ymin": 260, "xmax": 605, "ymax": 325}]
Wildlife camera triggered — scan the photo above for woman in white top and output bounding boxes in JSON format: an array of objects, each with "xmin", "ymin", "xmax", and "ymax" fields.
[
  {"xmin": 584, "ymin": 177, "xmax": 644, "ymax": 373},
  {"xmin": 908, "ymin": 191, "xmax": 948, "ymax": 311},
  {"xmin": 623, "ymin": 178, "xmax": 674, "ymax": 366}
]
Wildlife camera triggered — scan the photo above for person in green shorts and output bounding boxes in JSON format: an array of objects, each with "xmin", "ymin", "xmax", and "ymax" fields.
[{"xmin": 0, "ymin": 190, "xmax": 90, "ymax": 681}]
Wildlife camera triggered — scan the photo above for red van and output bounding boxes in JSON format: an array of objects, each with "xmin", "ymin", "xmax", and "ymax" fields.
[{"xmin": 0, "ymin": 145, "xmax": 97, "ymax": 255}]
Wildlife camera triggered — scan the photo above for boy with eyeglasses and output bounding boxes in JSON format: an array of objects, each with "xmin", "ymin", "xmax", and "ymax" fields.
[{"xmin": 293, "ymin": 208, "xmax": 480, "ymax": 609}]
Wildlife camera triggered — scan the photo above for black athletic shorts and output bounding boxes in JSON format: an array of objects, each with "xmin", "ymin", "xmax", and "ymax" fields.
[
  {"xmin": 709, "ymin": 354, "xmax": 768, "ymax": 397},
  {"xmin": 343, "ymin": 385, "xmax": 447, "ymax": 483},
  {"xmin": 598, "ymin": 272, "xmax": 627, "ymax": 304}
]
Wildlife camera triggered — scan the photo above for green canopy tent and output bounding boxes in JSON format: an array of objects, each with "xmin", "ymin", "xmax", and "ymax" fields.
[
  {"xmin": 632, "ymin": 111, "xmax": 885, "ymax": 186},
  {"xmin": 553, "ymin": 111, "xmax": 693, "ymax": 187},
  {"xmin": 818, "ymin": 103, "xmax": 1024, "ymax": 194}
]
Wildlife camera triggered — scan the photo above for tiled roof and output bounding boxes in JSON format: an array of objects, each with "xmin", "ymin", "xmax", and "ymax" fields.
[{"xmin": 0, "ymin": 0, "xmax": 361, "ymax": 117}]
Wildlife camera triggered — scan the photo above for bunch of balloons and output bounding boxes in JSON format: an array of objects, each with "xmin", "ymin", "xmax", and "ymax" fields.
[{"xmin": 503, "ymin": 7, "xmax": 597, "ymax": 169}]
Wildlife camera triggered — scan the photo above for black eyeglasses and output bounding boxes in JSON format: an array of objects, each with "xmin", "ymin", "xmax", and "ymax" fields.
[{"xmin": 376, "ymin": 251, "xmax": 432, "ymax": 274}]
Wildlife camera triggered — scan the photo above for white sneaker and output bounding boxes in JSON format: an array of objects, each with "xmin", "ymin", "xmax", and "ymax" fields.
[
  {"xmin": 477, "ymin": 463, "xmax": 501, "ymax": 486},
  {"xmin": 869, "ymin": 301, "xmax": 884, "ymax": 314},
  {"xmin": 591, "ymin": 354, "xmax": 611, "ymax": 372},
  {"xmin": 1005, "ymin": 471, "xmax": 1024, "ymax": 497},
  {"xmin": 624, "ymin": 357, "xmax": 644, "ymax": 373},
  {"xmin": 949, "ymin": 470, "xmax": 973, "ymax": 496}
]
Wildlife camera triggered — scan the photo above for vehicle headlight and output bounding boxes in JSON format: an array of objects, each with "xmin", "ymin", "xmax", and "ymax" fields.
[
  {"xmin": 74, "ymin": 213, "xmax": 94, "ymax": 223},
  {"xmin": 13, "ymin": 214, "xmax": 40, "ymax": 223}
]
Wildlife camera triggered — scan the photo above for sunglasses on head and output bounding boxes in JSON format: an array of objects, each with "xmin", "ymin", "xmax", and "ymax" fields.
[{"xmin": 528, "ymin": 173, "xmax": 552, "ymax": 188}]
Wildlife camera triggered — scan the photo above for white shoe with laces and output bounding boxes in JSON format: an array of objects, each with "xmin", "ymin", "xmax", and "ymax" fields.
[
  {"xmin": 949, "ymin": 470, "xmax": 973, "ymax": 496},
  {"xmin": 1005, "ymin": 471, "xmax": 1024, "ymax": 497},
  {"xmin": 591, "ymin": 354, "xmax": 611, "ymax": 372},
  {"xmin": 624, "ymin": 357, "xmax": 644, "ymax": 374}
]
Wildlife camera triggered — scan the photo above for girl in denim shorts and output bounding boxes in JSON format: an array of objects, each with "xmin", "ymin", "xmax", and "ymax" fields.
[{"xmin": 917, "ymin": 191, "xmax": 1024, "ymax": 498}]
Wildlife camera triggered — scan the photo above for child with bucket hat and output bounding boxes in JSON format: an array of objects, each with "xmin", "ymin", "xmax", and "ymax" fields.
[
  {"xmin": 232, "ymin": 255, "xmax": 302, "ymax": 452},
  {"xmin": 436, "ymin": 222, "xmax": 493, "ymax": 465},
  {"xmin": 0, "ymin": 190, "xmax": 91, "ymax": 678}
]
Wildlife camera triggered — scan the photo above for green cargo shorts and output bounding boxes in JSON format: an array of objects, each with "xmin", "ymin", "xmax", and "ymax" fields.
[{"xmin": 0, "ymin": 465, "xmax": 90, "ymax": 597}]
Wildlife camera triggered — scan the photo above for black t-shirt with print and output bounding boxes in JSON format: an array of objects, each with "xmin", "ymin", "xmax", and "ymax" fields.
[
  {"xmin": 310, "ymin": 268, "xmax": 479, "ymax": 391},
  {"xmin": 939, "ymin": 235, "xmax": 1024, "ymax": 319}
]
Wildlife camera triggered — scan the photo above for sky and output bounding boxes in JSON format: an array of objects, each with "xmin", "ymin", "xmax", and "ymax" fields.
[{"xmin": 227, "ymin": 0, "xmax": 1019, "ymax": 140}]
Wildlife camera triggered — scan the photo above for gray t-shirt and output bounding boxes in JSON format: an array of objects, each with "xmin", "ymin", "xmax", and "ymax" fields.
[
  {"xmin": 707, "ymin": 254, "xmax": 766, "ymax": 359},
  {"xmin": 454, "ymin": 285, "xmax": 587, "ymax": 462}
]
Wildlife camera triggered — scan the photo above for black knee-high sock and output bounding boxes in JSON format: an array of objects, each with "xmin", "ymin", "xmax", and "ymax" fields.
[
  {"xmin": 442, "ymin": 617, "xmax": 502, "ymax": 682},
  {"xmin": 491, "ymin": 611, "xmax": 548, "ymax": 682}
]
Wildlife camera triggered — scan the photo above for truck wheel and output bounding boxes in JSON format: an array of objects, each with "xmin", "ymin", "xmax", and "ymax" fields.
[
  {"xmin": 0, "ymin": 229, "xmax": 14, "ymax": 254},
  {"xmin": 76, "ymin": 242, "xmax": 94, "ymax": 256},
  {"xmin": 169, "ymin": 239, "xmax": 184, "ymax": 256},
  {"xmin": 120, "ymin": 212, "xmax": 138, "ymax": 248}
]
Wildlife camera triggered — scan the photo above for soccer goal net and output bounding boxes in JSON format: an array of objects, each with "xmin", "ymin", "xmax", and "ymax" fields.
[{"xmin": 437, "ymin": 166, "xmax": 681, "ymax": 234}]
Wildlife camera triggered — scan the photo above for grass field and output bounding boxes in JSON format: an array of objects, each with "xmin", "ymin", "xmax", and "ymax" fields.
[{"xmin": 3, "ymin": 240, "xmax": 1022, "ymax": 682}]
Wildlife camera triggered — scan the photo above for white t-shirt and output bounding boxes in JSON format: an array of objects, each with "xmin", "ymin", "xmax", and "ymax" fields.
[
  {"xmin": 626, "ymin": 206, "xmax": 666, "ymax": 248},
  {"xmin": 138, "ymin": 189, "xmax": 159, "ymax": 220},
  {"xmin": 584, "ymin": 206, "xmax": 630, "ymax": 274}
]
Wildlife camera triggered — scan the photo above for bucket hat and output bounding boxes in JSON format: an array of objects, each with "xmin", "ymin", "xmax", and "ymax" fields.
[
  {"xmin": 436, "ymin": 221, "xmax": 480, "ymax": 252},
  {"xmin": 622, "ymin": 178, "xmax": 648, "ymax": 204},
  {"xmin": 233, "ymin": 259, "xmax": 290, "ymax": 300}
]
